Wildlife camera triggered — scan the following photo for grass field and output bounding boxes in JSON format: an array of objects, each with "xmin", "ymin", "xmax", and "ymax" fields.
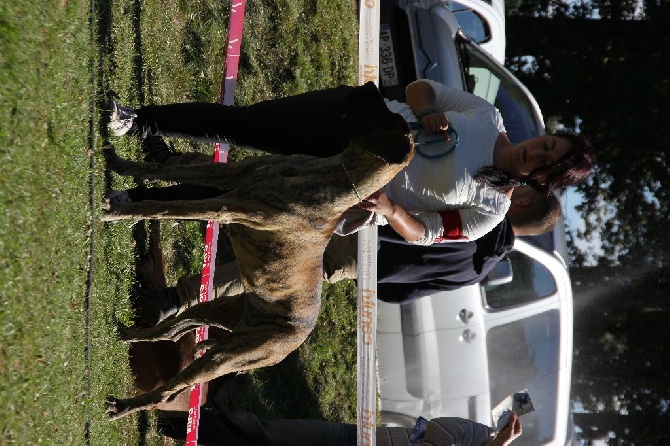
[{"xmin": 1, "ymin": 1, "xmax": 359, "ymax": 444}]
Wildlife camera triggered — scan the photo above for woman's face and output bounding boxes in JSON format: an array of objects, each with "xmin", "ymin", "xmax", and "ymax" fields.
[{"xmin": 513, "ymin": 135, "xmax": 572, "ymax": 179}]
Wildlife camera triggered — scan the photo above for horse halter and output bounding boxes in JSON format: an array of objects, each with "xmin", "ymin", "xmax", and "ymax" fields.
[{"xmin": 340, "ymin": 158, "xmax": 365, "ymax": 203}]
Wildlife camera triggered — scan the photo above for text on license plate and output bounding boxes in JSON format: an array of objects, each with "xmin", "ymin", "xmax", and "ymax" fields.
[{"xmin": 380, "ymin": 25, "xmax": 399, "ymax": 87}]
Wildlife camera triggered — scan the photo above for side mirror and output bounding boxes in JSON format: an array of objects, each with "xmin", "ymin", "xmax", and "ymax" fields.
[{"xmin": 484, "ymin": 257, "xmax": 513, "ymax": 287}]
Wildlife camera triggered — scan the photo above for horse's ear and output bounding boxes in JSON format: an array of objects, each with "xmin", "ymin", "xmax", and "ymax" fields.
[{"xmin": 343, "ymin": 82, "xmax": 391, "ymax": 138}]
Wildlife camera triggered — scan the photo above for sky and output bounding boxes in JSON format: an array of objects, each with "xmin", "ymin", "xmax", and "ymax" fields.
[{"xmin": 563, "ymin": 187, "xmax": 604, "ymax": 266}]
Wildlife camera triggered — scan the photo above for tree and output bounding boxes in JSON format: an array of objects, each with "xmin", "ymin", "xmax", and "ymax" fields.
[
  {"xmin": 569, "ymin": 262, "xmax": 670, "ymax": 443},
  {"xmin": 505, "ymin": 3, "xmax": 670, "ymax": 268},
  {"xmin": 503, "ymin": 2, "xmax": 670, "ymax": 443}
]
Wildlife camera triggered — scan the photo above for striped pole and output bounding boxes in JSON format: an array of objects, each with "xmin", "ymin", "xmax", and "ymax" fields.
[
  {"xmin": 357, "ymin": 2, "xmax": 380, "ymax": 445},
  {"xmin": 185, "ymin": 2, "xmax": 246, "ymax": 444}
]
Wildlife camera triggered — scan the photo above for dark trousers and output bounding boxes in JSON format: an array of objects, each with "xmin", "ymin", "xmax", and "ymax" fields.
[
  {"xmin": 136, "ymin": 85, "xmax": 355, "ymax": 157},
  {"xmin": 157, "ymin": 407, "xmax": 357, "ymax": 446}
]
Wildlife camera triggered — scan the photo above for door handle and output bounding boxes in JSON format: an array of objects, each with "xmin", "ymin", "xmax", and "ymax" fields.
[
  {"xmin": 459, "ymin": 309, "xmax": 474, "ymax": 325},
  {"xmin": 460, "ymin": 329, "xmax": 476, "ymax": 344}
]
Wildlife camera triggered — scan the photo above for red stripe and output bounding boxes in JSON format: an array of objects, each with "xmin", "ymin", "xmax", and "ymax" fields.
[
  {"xmin": 434, "ymin": 210, "xmax": 469, "ymax": 242},
  {"xmin": 186, "ymin": 2, "xmax": 246, "ymax": 444}
]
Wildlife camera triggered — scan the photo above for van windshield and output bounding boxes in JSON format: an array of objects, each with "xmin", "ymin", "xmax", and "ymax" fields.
[
  {"xmin": 486, "ymin": 309, "xmax": 560, "ymax": 445},
  {"xmin": 459, "ymin": 38, "xmax": 543, "ymax": 143}
]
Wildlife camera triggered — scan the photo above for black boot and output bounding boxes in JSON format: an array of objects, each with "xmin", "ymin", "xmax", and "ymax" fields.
[{"xmin": 141, "ymin": 135, "xmax": 176, "ymax": 163}]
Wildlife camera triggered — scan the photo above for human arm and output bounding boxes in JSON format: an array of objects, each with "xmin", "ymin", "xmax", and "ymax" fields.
[
  {"xmin": 359, "ymin": 191, "xmax": 471, "ymax": 244},
  {"xmin": 490, "ymin": 413, "xmax": 522, "ymax": 446},
  {"xmin": 359, "ymin": 190, "xmax": 498, "ymax": 244},
  {"xmin": 405, "ymin": 80, "xmax": 451, "ymax": 134},
  {"xmin": 407, "ymin": 79, "xmax": 495, "ymax": 113},
  {"xmin": 405, "ymin": 79, "xmax": 496, "ymax": 132},
  {"xmin": 358, "ymin": 190, "xmax": 426, "ymax": 243},
  {"xmin": 361, "ymin": 188, "xmax": 508, "ymax": 244}
]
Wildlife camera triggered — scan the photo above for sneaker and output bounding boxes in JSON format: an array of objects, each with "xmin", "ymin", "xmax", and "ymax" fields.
[{"xmin": 108, "ymin": 101, "xmax": 139, "ymax": 136}]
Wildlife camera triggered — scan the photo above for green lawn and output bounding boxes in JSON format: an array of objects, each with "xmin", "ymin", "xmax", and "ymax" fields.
[{"xmin": 1, "ymin": 0, "xmax": 359, "ymax": 444}]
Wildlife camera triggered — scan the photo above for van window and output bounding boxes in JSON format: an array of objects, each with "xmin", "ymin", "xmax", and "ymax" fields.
[
  {"xmin": 458, "ymin": 39, "xmax": 543, "ymax": 143},
  {"xmin": 484, "ymin": 251, "xmax": 557, "ymax": 309},
  {"xmin": 486, "ymin": 310, "xmax": 560, "ymax": 445}
]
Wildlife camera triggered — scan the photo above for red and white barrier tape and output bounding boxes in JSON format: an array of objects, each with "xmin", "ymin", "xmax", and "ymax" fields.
[
  {"xmin": 357, "ymin": 2, "xmax": 380, "ymax": 445},
  {"xmin": 185, "ymin": 2, "xmax": 246, "ymax": 444}
]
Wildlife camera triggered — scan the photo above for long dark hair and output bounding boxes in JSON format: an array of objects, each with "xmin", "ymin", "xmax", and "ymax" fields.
[
  {"xmin": 474, "ymin": 131, "xmax": 595, "ymax": 194},
  {"xmin": 529, "ymin": 131, "xmax": 595, "ymax": 192}
]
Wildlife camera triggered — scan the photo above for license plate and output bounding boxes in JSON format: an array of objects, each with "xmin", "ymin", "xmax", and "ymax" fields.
[{"xmin": 380, "ymin": 25, "xmax": 399, "ymax": 87}]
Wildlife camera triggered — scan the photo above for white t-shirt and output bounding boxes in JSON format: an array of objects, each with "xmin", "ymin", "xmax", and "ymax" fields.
[{"xmin": 382, "ymin": 79, "xmax": 510, "ymax": 245}]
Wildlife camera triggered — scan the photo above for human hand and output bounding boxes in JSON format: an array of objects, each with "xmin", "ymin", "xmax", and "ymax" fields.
[
  {"xmin": 420, "ymin": 112, "xmax": 450, "ymax": 138},
  {"xmin": 358, "ymin": 190, "xmax": 395, "ymax": 217},
  {"xmin": 491, "ymin": 413, "xmax": 522, "ymax": 446}
]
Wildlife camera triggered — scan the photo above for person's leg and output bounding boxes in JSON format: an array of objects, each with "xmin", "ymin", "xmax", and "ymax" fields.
[
  {"xmin": 222, "ymin": 410, "xmax": 357, "ymax": 446},
  {"xmin": 135, "ymin": 260, "xmax": 244, "ymax": 326},
  {"xmin": 157, "ymin": 408, "xmax": 357, "ymax": 446},
  {"xmin": 141, "ymin": 134, "xmax": 213, "ymax": 164},
  {"xmin": 147, "ymin": 237, "xmax": 354, "ymax": 325},
  {"xmin": 116, "ymin": 85, "xmax": 355, "ymax": 157}
]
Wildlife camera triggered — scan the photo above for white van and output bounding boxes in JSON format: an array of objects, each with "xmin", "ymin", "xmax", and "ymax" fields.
[
  {"xmin": 376, "ymin": 2, "xmax": 576, "ymax": 444},
  {"xmin": 377, "ymin": 225, "xmax": 575, "ymax": 445}
]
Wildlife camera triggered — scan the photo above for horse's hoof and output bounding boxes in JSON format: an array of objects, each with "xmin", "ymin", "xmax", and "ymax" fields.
[
  {"xmin": 115, "ymin": 321, "xmax": 133, "ymax": 342},
  {"xmin": 105, "ymin": 396, "xmax": 122, "ymax": 420}
]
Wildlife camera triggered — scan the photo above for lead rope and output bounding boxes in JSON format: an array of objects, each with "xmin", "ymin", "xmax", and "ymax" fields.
[
  {"xmin": 185, "ymin": 2, "xmax": 246, "ymax": 444},
  {"xmin": 341, "ymin": 158, "xmax": 364, "ymax": 203},
  {"xmin": 410, "ymin": 121, "xmax": 460, "ymax": 159},
  {"xmin": 357, "ymin": 3, "xmax": 380, "ymax": 445}
]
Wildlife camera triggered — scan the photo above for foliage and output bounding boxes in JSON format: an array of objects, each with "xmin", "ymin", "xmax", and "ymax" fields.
[
  {"xmin": 505, "ymin": 2, "xmax": 670, "ymax": 270},
  {"xmin": 503, "ymin": 1, "xmax": 670, "ymax": 443},
  {"xmin": 571, "ymin": 265, "xmax": 670, "ymax": 444}
]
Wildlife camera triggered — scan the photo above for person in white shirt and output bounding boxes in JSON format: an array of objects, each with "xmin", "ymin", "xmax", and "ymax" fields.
[{"xmin": 109, "ymin": 81, "xmax": 593, "ymax": 244}]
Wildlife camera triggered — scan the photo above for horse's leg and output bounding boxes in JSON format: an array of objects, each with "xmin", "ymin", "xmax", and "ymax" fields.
[
  {"xmin": 104, "ymin": 148, "xmax": 251, "ymax": 190},
  {"xmin": 118, "ymin": 294, "xmax": 245, "ymax": 342},
  {"xmin": 101, "ymin": 194, "xmax": 289, "ymax": 233},
  {"xmin": 106, "ymin": 325, "xmax": 309, "ymax": 420}
]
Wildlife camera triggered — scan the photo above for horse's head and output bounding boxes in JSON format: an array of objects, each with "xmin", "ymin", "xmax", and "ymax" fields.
[{"xmin": 339, "ymin": 82, "xmax": 414, "ymax": 200}]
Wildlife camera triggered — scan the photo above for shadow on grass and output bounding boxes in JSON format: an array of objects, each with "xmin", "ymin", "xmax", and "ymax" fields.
[
  {"xmin": 132, "ymin": 0, "xmax": 145, "ymax": 104},
  {"xmin": 150, "ymin": 352, "xmax": 325, "ymax": 441},
  {"xmin": 213, "ymin": 351, "xmax": 324, "ymax": 420}
]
